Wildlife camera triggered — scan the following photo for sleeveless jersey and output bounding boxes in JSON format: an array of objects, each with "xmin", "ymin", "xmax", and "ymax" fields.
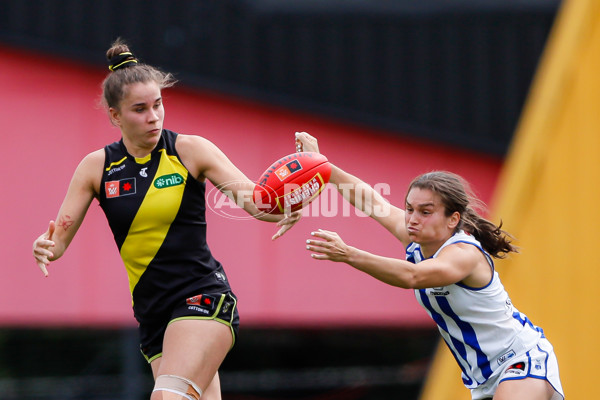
[
  {"xmin": 99, "ymin": 129, "xmax": 231, "ymax": 323},
  {"xmin": 406, "ymin": 231, "xmax": 543, "ymax": 389}
]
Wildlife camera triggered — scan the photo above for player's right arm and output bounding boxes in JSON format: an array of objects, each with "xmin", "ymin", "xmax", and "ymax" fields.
[
  {"xmin": 295, "ymin": 131, "xmax": 410, "ymax": 247},
  {"xmin": 33, "ymin": 150, "xmax": 104, "ymax": 276},
  {"xmin": 329, "ymin": 165, "xmax": 410, "ymax": 246}
]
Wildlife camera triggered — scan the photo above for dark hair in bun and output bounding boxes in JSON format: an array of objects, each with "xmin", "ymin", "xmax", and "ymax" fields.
[{"xmin": 101, "ymin": 38, "xmax": 176, "ymax": 109}]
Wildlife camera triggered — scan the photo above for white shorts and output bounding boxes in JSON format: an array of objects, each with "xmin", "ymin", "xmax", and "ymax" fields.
[{"xmin": 471, "ymin": 337, "xmax": 564, "ymax": 400}]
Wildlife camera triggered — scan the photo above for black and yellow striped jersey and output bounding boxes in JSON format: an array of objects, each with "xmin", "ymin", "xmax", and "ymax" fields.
[{"xmin": 99, "ymin": 129, "xmax": 231, "ymax": 323}]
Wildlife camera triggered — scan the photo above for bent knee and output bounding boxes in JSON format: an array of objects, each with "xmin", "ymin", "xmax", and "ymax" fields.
[{"xmin": 153, "ymin": 374, "xmax": 202, "ymax": 400}]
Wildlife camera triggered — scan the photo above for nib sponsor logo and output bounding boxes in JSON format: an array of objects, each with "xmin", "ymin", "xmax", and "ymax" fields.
[{"xmin": 154, "ymin": 173, "xmax": 184, "ymax": 189}]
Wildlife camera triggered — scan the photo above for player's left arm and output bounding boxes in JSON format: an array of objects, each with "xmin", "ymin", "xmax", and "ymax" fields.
[{"xmin": 176, "ymin": 135, "xmax": 301, "ymax": 238}]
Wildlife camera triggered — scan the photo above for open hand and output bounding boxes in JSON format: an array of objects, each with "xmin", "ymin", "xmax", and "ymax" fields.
[
  {"xmin": 305, "ymin": 229, "xmax": 350, "ymax": 262},
  {"xmin": 32, "ymin": 220, "xmax": 56, "ymax": 277},
  {"xmin": 272, "ymin": 210, "xmax": 303, "ymax": 240}
]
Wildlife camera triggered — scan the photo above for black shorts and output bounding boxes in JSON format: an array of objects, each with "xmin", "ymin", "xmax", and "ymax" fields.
[{"xmin": 139, "ymin": 291, "xmax": 239, "ymax": 363}]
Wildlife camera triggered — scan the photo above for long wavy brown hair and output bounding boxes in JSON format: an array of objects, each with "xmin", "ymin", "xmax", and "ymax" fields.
[{"xmin": 406, "ymin": 171, "xmax": 517, "ymax": 258}]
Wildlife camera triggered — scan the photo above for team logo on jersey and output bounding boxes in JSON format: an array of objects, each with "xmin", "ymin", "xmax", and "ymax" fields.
[
  {"xmin": 215, "ymin": 272, "xmax": 227, "ymax": 282},
  {"xmin": 154, "ymin": 173, "xmax": 184, "ymax": 188},
  {"xmin": 221, "ymin": 300, "xmax": 231, "ymax": 313},
  {"xmin": 105, "ymin": 178, "xmax": 136, "ymax": 198},
  {"xmin": 275, "ymin": 160, "xmax": 303, "ymax": 181}
]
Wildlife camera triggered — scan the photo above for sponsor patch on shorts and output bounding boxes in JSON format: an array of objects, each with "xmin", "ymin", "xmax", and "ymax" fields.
[
  {"xmin": 497, "ymin": 349, "xmax": 516, "ymax": 365},
  {"xmin": 186, "ymin": 294, "xmax": 216, "ymax": 314},
  {"xmin": 504, "ymin": 361, "xmax": 527, "ymax": 377}
]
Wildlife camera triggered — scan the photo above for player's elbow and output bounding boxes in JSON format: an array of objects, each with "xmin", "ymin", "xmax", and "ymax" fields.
[
  {"xmin": 384, "ymin": 270, "xmax": 419, "ymax": 289},
  {"xmin": 396, "ymin": 266, "xmax": 431, "ymax": 289},
  {"xmin": 398, "ymin": 274, "xmax": 420, "ymax": 289}
]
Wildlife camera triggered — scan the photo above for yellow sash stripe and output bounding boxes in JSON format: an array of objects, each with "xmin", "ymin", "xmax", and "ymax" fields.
[{"xmin": 120, "ymin": 149, "xmax": 188, "ymax": 298}]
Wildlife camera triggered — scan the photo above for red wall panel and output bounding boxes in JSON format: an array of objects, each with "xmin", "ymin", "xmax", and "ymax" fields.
[{"xmin": 0, "ymin": 46, "xmax": 502, "ymax": 327}]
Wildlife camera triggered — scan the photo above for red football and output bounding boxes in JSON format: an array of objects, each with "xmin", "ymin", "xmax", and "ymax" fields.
[{"xmin": 254, "ymin": 152, "xmax": 331, "ymax": 214}]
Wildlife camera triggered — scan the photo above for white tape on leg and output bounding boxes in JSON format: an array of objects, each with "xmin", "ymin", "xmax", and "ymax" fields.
[{"xmin": 153, "ymin": 374, "xmax": 202, "ymax": 399}]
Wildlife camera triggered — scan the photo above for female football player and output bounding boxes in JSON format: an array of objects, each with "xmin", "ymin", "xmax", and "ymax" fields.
[
  {"xmin": 32, "ymin": 38, "xmax": 301, "ymax": 400},
  {"xmin": 296, "ymin": 131, "xmax": 563, "ymax": 400}
]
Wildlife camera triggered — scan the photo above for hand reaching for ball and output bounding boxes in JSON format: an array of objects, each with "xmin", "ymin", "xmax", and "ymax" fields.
[{"xmin": 295, "ymin": 132, "xmax": 320, "ymax": 153}]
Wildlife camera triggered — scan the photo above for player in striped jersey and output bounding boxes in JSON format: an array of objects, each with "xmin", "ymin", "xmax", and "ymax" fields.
[{"xmin": 297, "ymin": 132, "xmax": 563, "ymax": 400}]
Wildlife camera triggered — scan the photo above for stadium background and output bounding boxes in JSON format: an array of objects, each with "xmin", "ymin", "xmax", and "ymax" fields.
[{"xmin": 1, "ymin": 0, "xmax": 596, "ymax": 399}]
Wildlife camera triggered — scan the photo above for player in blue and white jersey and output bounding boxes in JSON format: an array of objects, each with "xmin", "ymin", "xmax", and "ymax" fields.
[{"xmin": 297, "ymin": 131, "xmax": 564, "ymax": 400}]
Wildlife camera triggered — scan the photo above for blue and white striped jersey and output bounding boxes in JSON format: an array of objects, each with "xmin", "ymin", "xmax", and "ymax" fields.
[{"xmin": 407, "ymin": 230, "xmax": 543, "ymax": 388}]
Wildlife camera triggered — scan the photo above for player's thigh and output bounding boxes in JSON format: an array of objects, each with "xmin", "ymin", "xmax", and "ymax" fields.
[
  {"xmin": 157, "ymin": 319, "xmax": 233, "ymax": 390},
  {"xmin": 203, "ymin": 372, "xmax": 222, "ymax": 400},
  {"xmin": 494, "ymin": 377, "xmax": 555, "ymax": 400},
  {"xmin": 151, "ymin": 357, "xmax": 161, "ymax": 379}
]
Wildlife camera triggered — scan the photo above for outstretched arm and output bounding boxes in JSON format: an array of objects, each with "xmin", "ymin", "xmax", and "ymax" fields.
[
  {"xmin": 295, "ymin": 131, "xmax": 410, "ymax": 247},
  {"xmin": 176, "ymin": 134, "xmax": 302, "ymax": 240},
  {"xmin": 32, "ymin": 150, "xmax": 103, "ymax": 276},
  {"xmin": 306, "ymin": 229, "xmax": 484, "ymax": 289}
]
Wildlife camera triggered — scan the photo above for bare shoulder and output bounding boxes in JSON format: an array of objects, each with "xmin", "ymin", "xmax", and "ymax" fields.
[
  {"xmin": 175, "ymin": 134, "xmax": 219, "ymax": 159},
  {"xmin": 81, "ymin": 149, "xmax": 105, "ymax": 165},
  {"xmin": 439, "ymin": 242, "xmax": 485, "ymax": 263},
  {"xmin": 175, "ymin": 134, "xmax": 224, "ymax": 178},
  {"xmin": 176, "ymin": 133, "xmax": 215, "ymax": 148},
  {"xmin": 74, "ymin": 149, "xmax": 105, "ymax": 194},
  {"xmin": 439, "ymin": 241, "xmax": 492, "ymax": 287},
  {"xmin": 78, "ymin": 149, "xmax": 105, "ymax": 175}
]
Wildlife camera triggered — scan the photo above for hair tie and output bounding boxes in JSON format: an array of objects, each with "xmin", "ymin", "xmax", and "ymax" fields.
[{"xmin": 108, "ymin": 52, "xmax": 138, "ymax": 71}]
